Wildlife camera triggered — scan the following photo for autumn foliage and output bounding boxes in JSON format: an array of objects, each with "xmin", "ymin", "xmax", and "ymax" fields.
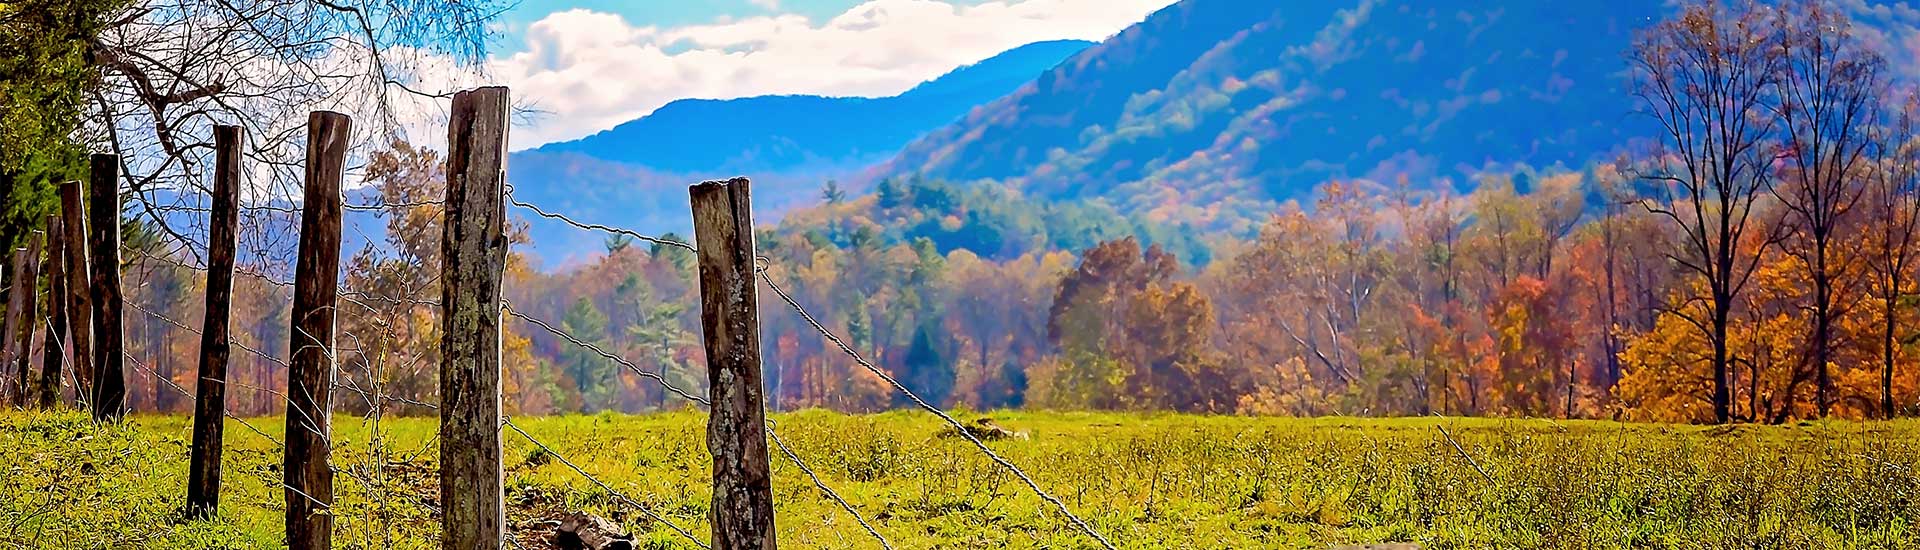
[{"xmin": 96, "ymin": 1, "xmax": 1920, "ymax": 423}]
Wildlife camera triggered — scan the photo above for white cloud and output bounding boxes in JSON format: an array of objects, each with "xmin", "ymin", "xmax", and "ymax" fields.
[{"xmin": 489, "ymin": 0, "xmax": 1177, "ymax": 149}]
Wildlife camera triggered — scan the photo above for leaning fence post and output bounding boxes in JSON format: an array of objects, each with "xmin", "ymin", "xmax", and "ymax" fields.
[
  {"xmin": 440, "ymin": 86, "xmax": 509, "ymax": 550},
  {"xmin": 2, "ymin": 242, "xmax": 25, "ymax": 403},
  {"xmin": 690, "ymin": 177, "xmax": 778, "ymax": 550},
  {"xmin": 187, "ymin": 124, "xmax": 243, "ymax": 519},
  {"xmin": 58, "ymin": 180, "xmax": 91, "ymax": 407},
  {"xmin": 39, "ymin": 214, "xmax": 65, "ymax": 409},
  {"xmin": 12, "ymin": 230, "xmax": 41, "ymax": 408},
  {"xmin": 87, "ymin": 154, "xmax": 126, "ymax": 421},
  {"xmin": 285, "ymin": 111, "xmax": 348, "ymax": 550}
]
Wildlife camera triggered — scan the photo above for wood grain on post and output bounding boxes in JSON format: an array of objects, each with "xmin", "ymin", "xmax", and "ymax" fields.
[
  {"xmin": 439, "ymin": 86, "xmax": 509, "ymax": 550},
  {"xmin": 13, "ymin": 230, "xmax": 41, "ymax": 408},
  {"xmin": 58, "ymin": 180, "xmax": 90, "ymax": 407},
  {"xmin": 187, "ymin": 124, "xmax": 242, "ymax": 519},
  {"xmin": 1, "ymin": 245, "xmax": 24, "ymax": 404},
  {"xmin": 690, "ymin": 177, "xmax": 778, "ymax": 550},
  {"xmin": 87, "ymin": 154, "xmax": 125, "ymax": 421},
  {"xmin": 39, "ymin": 214, "xmax": 65, "ymax": 409},
  {"xmin": 285, "ymin": 111, "xmax": 348, "ymax": 550}
]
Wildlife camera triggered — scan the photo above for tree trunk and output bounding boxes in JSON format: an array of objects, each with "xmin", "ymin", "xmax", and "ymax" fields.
[
  {"xmin": 1815, "ymin": 247, "xmax": 1833, "ymax": 418},
  {"xmin": 1885, "ymin": 288, "xmax": 1899, "ymax": 419},
  {"xmin": 1712, "ymin": 295, "xmax": 1732, "ymax": 424}
]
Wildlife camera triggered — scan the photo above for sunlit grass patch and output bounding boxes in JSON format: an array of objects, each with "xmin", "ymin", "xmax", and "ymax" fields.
[{"xmin": 0, "ymin": 410, "xmax": 1915, "ymax": 549}]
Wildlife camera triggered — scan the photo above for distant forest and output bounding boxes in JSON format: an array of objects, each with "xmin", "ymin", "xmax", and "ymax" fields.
[{"xmin": 95, "ymin": 2, "xmax": 1920, "ymax": 423}]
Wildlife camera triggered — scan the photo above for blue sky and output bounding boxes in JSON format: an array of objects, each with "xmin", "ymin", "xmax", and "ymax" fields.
[
  {"xmin": 493, "ymin": 0, "xmax": 967, "ymax": 50},
  {"xmin": 475, "ymin": 0, "xmax": 1173, "ymax": 148}
]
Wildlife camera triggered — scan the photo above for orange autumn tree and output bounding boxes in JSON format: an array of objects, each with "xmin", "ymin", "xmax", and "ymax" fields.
[
  {"xmin": 1034, "ymin": 237, "xmax": 1233, "ymax": 411},
  {"xmin": 1619, "ymin": 244, "xmax": 1816, "ymax": 423}
]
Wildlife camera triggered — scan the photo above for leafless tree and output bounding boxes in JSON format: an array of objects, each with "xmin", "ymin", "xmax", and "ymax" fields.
[
  {"xmin": 1770, "ymin": 0, "xmax": 1883, "ymax": 418},
  {"xmin": 1630, "ymin": 1, "xmax": 1785, "ymax": 424},
  {"xmin": 1866, "ymin": 97, "xmax": 1920, "ymax": 419},
  {"xmin": 84, "ymin": 0, "xmax": 508, "ymax": 274}
]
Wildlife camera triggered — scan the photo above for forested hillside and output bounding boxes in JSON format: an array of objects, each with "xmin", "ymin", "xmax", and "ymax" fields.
[{"xmin": 873, "ymin": 0, "xmax": 1661, "ymax": 232}]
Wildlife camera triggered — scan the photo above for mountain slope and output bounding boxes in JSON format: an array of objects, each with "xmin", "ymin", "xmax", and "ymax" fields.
[
  {"xmin": 526, "ymin": 39, "xmax": 1096, "ymax": 175},
  {"xmin": 871, "ymin": 0, "xmax": 1664, "ymax": 232},
  {"xmin": 505, "ymin": 40, "xmax": 1094, "ymax": 265}
]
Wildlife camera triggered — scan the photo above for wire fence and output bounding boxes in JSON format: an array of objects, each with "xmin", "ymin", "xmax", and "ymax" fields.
[
  {"xmin": 503, "ymin": 189, "xmax": 1115, "ymax": 549},
  {"xmin": 112, "ymin": 189, "xmax": 448, "ymax": 544},
  {"xmin": 18, "ymin": 151, "xmax": 1118, "ymax": 548}
]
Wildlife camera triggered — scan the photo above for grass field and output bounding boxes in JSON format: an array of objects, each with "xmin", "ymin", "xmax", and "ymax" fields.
[{"xmin": 0, "ymin": 410, "xmax": 1916, "ymax": 549}]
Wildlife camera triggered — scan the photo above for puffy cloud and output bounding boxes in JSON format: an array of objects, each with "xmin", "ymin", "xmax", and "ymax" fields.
[{"xmin": 490, "ymin": 0, "xmax": 1176, "ymax": 149}]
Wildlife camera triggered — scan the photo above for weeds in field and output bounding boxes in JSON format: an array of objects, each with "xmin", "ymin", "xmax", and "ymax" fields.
[{"xmin": 0, "ymin": 410, "xmax": 1915, "ymax": 549}]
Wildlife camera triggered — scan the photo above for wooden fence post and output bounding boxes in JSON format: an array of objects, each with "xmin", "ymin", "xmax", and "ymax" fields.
[
  {"xmin": 690, "ymin": 177, "xmax": 778, "ymax": 550},
  {"xmin": 87, "ymin": 154, "xmax": 125, "ymax": 421},
  {"xmin": 285, "ymin": 111, "xmax": 348, "ymax": 550},
  {"xmin": 187, "ymin": 124, "xmax": 242, "ymax": 519},
  {"xmin": 12, "ymin": 230, "xmax": 41, "ymax": 408},
  {"xmin": 58, "ymin": 180, "xmax": 90, "ymax": 407},
  {"xmin": 2, "ymin": 243, "xmax": 24, "ymax": 404},
  {"xmin": 39, "ymin": 214, "xmax": 65, "ymax": 409},
  {"xmin": 440, "ymin": 86, "xmax": 509, "ymax": 550}
]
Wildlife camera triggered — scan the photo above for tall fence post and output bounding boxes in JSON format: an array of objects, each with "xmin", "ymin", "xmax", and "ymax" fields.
[
  {"xmin": 187, "ymin": 124, "xmax": 242, "ymax": 519},
  {"xmin": 12, "ymin": 230, "xmax": 41, "ymax": 408},
  {"xmin": 440, "ymin": 86, "xmax": 509, "ymax": 550},
  {"xmin": 690, "ymin": 177, "xmax": 778, "ymax": 550},
  {"xmin": 2, "ymin": 242, "xmax": 25, "ymax": 404},
  {"xmin": 39, "ymin": 214, "xmax": 65, "ymax": 409},
  {"xmin": 87, "ymin": 154, "xmax": 125, "ymax": 421},
  {"xmin": 58, "ymin": 180, "xmax": 91, "ymax": 407},
  {"xmin": 285, "ymin": 111, "xmax": 348, "ymax": 550}
]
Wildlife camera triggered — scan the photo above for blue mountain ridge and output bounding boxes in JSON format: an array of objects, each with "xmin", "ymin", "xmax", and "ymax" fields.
[{"xmin": 504, "ymin": 39, "xmax": 1095, "ymax": 265}]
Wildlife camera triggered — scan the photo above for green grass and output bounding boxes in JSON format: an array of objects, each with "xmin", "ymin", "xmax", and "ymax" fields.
[{"xmin": 0, "ymin": 410, "xmax": 1916, "ymax": 549}]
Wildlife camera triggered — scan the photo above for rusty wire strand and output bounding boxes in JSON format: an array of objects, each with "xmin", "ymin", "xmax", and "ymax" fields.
[{"xmin": 760, "ymin": 268, "xmax": 1118, "ymax": 550}]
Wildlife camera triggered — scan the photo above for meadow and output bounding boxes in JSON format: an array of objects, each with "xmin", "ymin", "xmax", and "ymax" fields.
[{"xmin": 0, "ymin": 410, "xmax": 1915, "ymax": 549}]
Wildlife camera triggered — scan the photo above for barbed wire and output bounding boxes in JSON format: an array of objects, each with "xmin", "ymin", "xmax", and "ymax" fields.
[
  {"xmin": 122, "ymin": 347, "xmax": 341, "ymax": 516},
  {"xmin": 501, "ymin": 299, "xmax": 894, "ymax": 549},
  {"xmin": 503, "ymin": 185, "xmax": 696, "ymax": 252},
  {"xmin": 94, "ymin": 188, "xmax": 991, "ymax": 549},
  {"xmin": 758, "ymin": 268, "xmax": 1119, "ymax": 550},
  {"xmin": 502, "ymin": 302, "xmax": 708, "ymax": 406},
  {"xmin": 764, "ymin": 419, "xmax": 893, "ymax": 550},
  {"xmin": 127, "ymin": 193, "xmax": 443, "ymax": 215},
  {"xmin": 125, "ymin": 296, "xmax": 431, "ymax": 410},
  {"xmin": 123, "ymin": 349, "xmax": 282, "ymax": 447},
  {"xmin": 123, "ymin": 257, "xmax": 434, "ymax": 536},
  {"xmin": 501, "ymin": 416, "xmax": 709, "ymax": 548}
]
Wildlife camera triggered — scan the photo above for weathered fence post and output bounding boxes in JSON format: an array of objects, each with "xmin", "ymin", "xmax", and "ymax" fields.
[
  {"xmin": 58, "ymin": 180, "xmax": 90, "ymax": 407},
  {"xmin": 2, "ymin": 242, "xmax": 25, "ymax": 403},
  {"xmin": 12, "ymin": 230, "xmax": 41, "ymax": 408},
  {"xmin": 187, "ymin": 124, "xmax": 242, "ymax": 519},
  {"xmin": 87, "ymin": 154, "xmax": 126, "ymax": 421},
  {"xmin": 690, "ymin": 177, "xmax": 778, "ymax": 550},
  {"xmin": 39, "ymin": 214, "xmax": 65, "ymax": 409},
  {"xmin": 440, "ymin": 86, "xmax": 509, "ymax": 550},
  {"xmin": 285, "ymin": 111, "xmax": 348, "ymax": 550}
]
